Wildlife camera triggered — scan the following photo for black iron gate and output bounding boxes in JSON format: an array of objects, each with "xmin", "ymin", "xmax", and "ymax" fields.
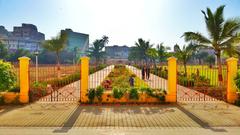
[{"xmin": 29, "ymin": 64, "xmax": 80, "ymax": 102}]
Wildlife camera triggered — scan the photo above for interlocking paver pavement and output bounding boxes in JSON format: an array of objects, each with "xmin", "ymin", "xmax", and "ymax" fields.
[{"xmin": 1, "ymin": 103, "xmax": 240, "ymax": 128}]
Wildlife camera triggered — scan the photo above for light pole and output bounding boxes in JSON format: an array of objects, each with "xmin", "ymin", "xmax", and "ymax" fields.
[{"xmin": 34, "ymin": 50, "xmax": 39, "ymax": 83}]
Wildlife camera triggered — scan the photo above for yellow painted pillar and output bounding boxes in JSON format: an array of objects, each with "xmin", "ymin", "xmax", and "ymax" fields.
[
  {"xmin": 80, "ymin": 57, "xmax": 89, "ymax": 103},
  {"xmin": 18, "ymin": 57, "xmax": 30, "ymax": 103},
  {"xmin": 226, "ymin": 57, "xmax": 238, "ymax": 103},
  {"xmin": 166, "ymin": 57, "xmax": 177, "ymax": 102}
]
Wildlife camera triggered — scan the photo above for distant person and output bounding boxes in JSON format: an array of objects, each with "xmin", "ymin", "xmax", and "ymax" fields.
[
  {"xmin": 146, "ymin": 65, "xmax": 150, "ymax": 80},
  {"xmin": 141, "ymin": 66, "xmax": 145, "ymax": 80},
  {"xmin": 129, "ymin": 75, "xmax": 135, "ymax": 87}
]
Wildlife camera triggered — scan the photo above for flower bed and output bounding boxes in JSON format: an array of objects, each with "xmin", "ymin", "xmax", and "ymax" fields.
[
  {"xmin": 101, "ymin": 65, "xmax": 148, "ymax": 90},
  {"xmin": 85, "ymin": 65, "xmax": 167, "ymax": 104}
]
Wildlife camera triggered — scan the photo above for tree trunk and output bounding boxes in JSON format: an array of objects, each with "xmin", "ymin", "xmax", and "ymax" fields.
[
  {"xmin": 216, "ymin": 53, "xmax": 223, "ymax": 83},
  {"xmin": 184, "ymin": 61, "xmax": 187, "ymax": 77},
  {"xmin": 56, "ymin": 52, "xmax": 61, "ymax": 78}
]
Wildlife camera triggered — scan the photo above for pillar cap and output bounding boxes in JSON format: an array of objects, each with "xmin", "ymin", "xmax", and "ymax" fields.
[
  {"xmin": 18, "ymin": 56, "xmax": 31, "ymax": 61},
  {"xmin": 226, "ymin": 57, "xmax": 238, "ymax": 62},
  {"xmin": 167, "ymin": 56, "xmax": 177, "ymax": 61},
  {"xmin": 81, "ymin": 56, "xmax": 90, "ymax": 60}
]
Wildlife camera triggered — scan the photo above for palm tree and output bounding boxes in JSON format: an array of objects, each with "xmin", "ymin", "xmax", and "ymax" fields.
[
  {"xmin": 183, "ymin": 5, "xmax": 240, "ymax": 82},
  {"xmin": 128, "ymin": 47, "xmax": 141, "ymax": 64},
  {"xmin": 146, "ymin": 48, "xmax": 158, "ymax": 68},
  {"xmin": 88, "ymin": 36, "xmax": 109, "ymax": 65},
  {"xmin": 135, "ymin": 38, "xmax": 153, "ymax": 65},
  {"xmin": 193, "ymin": 51, "xmax": 209, "ymax": 65},
  {"xmin": 174, "ymin": 44, "xmax": 196, "ymax": 76},
  {"xmin": 42, "ymin": 31, "xmax": 67, "ymax": 78},
  {"xmin": 156, "ymin": 43, "xmax": 171, "ymax": 63}
]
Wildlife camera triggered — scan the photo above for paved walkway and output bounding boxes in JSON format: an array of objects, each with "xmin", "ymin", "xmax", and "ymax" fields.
[
  {"xmin": 89, "ymin": 65, "xmax": 114, "ymax": 88},
  {"xmin": 1, "ymin": 127, "xmax": 240, "ymax": 135},
  {"xmin": 0, "ymin": 103, "xmax": 240, "ymax": 134},
  {"xmin": 126, "ymin": 65, "xmax": 168, "ymax": 90}
]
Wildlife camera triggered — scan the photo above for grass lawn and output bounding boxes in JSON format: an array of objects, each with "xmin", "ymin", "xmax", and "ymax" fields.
[
  {"xmin": 178, "ymin": 65, "xmax": 227, "ymax": 86},
  {"xmin": 157, "ymin": 65, "xmax": 227, "ymax": 86}
]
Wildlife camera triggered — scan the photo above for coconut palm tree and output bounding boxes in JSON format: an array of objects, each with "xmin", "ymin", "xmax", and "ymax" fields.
[
  {"xmin": 88, "ymin": 36, "xmax": 109, "ymax": 65},
  {"xmin": 156, "ymin": 43, "xmax": 171, "ymax": 63},
  {"xmin": 42, "ymin": 31, "xmax": 67, "ymax": 78},
  {"xmin": 183, "ymin": 5, "xmax": 240, "ymax": 82},
  {"xmin": 135, "ymin": 38, "xmax": 153, "ymax": 65},
  {"xmin": 174, "ymin": 44, "xmax": 196, "ymax": 76},
  {"xmin": 146, "ymin": 48, "xmax": 158, "ymax": 68}
]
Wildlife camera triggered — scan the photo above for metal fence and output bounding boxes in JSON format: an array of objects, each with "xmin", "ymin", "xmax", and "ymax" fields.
[
  {"xmin": 29, "ymin": 63, "xmax": 80, "ymax": 102},
  {"xmin": 177, "ymin": 64, "xmax": 227, "ymax": 102}
]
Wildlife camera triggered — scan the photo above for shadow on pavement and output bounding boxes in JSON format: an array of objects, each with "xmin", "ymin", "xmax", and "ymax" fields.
[
  {"xmin": 53, "ymin": 106, "xmax": 82, "ymax": 133},
  {"xmin": 176, "ymin": 104, "xmax": 227, "ymax": 133}
]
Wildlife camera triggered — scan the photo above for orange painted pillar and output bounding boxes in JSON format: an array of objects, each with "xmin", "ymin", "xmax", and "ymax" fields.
[
  {"xmin": 18, "ymin": 57, "xmax": 30, "ymax": 103},
  {"xmin": 226, "ymin": 57, "xmax": 238, "ymax": 103},
  {"xmin": 166, "ymin": 57, "xmax": 177, "ymax": 102},
  {"xmin": 80, "ymin": 57, "xmax": 89, "ymax": 103}
]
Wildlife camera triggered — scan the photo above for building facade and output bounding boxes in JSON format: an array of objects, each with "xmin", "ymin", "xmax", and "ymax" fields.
[
  {"xmin": 105, "ymin": 45, "xmax": 130, "ymax": 59},
  {"xmin": 0, "ymin": 24, "xmax": 45, "ymax": 53},
  {"xmin": 105, "ymin": 45, "xmax": 131, "ymax": 64},
  {"xmin": 61, "ymin": 29, "xmax": 89, "ymax": 57}
]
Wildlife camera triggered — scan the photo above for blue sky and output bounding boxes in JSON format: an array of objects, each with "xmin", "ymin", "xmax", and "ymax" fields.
[{"xmin": 0, "ymin": 0, "xmax": 239, "ymax": 49}]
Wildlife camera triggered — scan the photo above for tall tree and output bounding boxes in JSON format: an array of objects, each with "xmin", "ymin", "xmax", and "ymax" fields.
[
  {"xmin": 156, "ymin": 43, "xmax": 171, "ymax": 63},
  {"xmin": 134, "ymin": 38, "xmax": 153, "ymax": 65},
  {"xmin": 146, "ymin": 48, "xmax": 158, "ymax": 68},
  {"xmin": 7, "ymin": 49, "xmax": 31, "ymax": 62},
  {"xmin": 88, "ymin": 36, "xmax": 109, "ymax": 65},
  {"xmin": 128, "ymin": 47, "xmax": 141, "ymax": 64},
  {"xmin": 183, "ymin": 5, "xmax": 240, "ymax": 82},
  {"xmin": 193, "ymin": 51, "xmax": 209, "ymax": 65},
  {"xmin": 174, "ymin": 44, "xmax": 196, "ymax": 75},
  {"xmin": 0, "ymin": 41, "xmax": 8, "ymax": 60},
  {"xmin": 42, "ymin": 31, "xmax": 67, "ymax": 77}
]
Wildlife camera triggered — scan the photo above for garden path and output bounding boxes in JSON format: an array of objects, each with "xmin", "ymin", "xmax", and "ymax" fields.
[
  {"xmin": 126, "ymin": 65, "xmax": 168, "ymax": 90},
  {"xmin": 36, "ymin": 65, "xmax": 114, "ymax": 103},
  {"xmin": 89, "ymin": 65, "xmax": 114, "ymax": 89}
]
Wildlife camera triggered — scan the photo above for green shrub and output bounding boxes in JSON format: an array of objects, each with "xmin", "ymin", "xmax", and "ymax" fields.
[
  {"xmin": 48, "ymin": 72, "xmax": 80, "ymax": 88},
  {"xmin": 143, "ymin": 88, "xmax": 166, "ymax": 102},
  {"xmin": 0, "ymin": 60, "xmax": 16, "ymax": 91},
  {"xmin": 8, "ymin": 85, "xmax": 20, "ymax": 92},
  {"xmin": 88, "ymin": 88, "xmax": 95, "ymax": 103},
  {"xmin": 129, "ymin": 87, "xmax": 139, "ymax": 100},
  {"xmin": 154, "ymin": 89, "xmax": 167, "ymax": 102},
  {"xmin": 112, "ymin": 87, "xmax": 126, "ymax": 99},
  {"xmin": 178, "ymin": 77, "xmax": 194, "ymax": 87},
  {"xmin": 235, "ymin": 99, "xmax": 240, "ymax": 106},
  {"xmin": 29, "ymin": 82, "xmax": 48, "ymax": 102},
  {"xmin": 235, "ymin": 71, "xmax": 240, "ymax": 93},
  {"xmin": 96, "ymin": 86, "xmax": 105, "ymax": 102}
]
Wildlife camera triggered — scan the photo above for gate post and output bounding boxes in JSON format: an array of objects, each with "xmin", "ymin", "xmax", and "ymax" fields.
[
  {"xmin": 226, "ymin": 57, "xmax": 238, "ymax": 103},
  {"xmin": 166, "ymin": 57, "xmax": 177, "ymax": 102},
  {"xmin": 80, "ymin": 57, "xmax": 89, "ymax": 103},
  {"xmin": 18, "ymin": 56, "xmax": 30, "ymax": 103}
]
